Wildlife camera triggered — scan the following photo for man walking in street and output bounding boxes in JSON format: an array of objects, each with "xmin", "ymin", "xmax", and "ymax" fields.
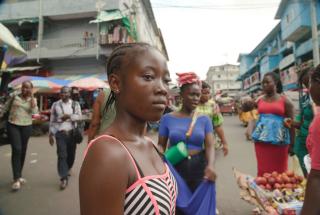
[{"xmin": 49, "ymin": 86, "xmax": 82, "ymax": 190}]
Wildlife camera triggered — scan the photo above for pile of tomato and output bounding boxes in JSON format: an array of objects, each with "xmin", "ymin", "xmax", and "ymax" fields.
[{"xmin": 255, "ymin": 171, "xmax": 304, "ymax": 191}]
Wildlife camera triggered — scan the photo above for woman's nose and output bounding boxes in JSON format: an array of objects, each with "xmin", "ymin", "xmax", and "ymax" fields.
[{"xmin": 156, "ymin": 80, "xmax": 168, "ymax": 95}]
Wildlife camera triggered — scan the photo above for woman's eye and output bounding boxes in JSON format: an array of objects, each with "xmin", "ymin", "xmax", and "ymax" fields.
[
  {"xmin": 163, "ymin": 78, "xmax": 171, "ymax": 85},
  {"xmin": 143, "ymin": 74, "xmax": 154, "ymax": 81}
]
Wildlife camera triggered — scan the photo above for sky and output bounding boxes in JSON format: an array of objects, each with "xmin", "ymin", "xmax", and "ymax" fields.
[{"xmin": 150, "ymin": 0, "xmax": 282, "ymax": 80}]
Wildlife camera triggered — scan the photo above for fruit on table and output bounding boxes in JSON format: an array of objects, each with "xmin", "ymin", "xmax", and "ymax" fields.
[
  {"xmin": 255, "ymin": 177, "xmax": 267, "ymax": 185},
  {"xmin": 254, "ymin": 171, "xmax": 305, "ymax": 192}
]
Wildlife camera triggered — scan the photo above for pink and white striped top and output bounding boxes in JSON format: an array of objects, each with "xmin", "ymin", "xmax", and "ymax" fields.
[{"xmin": 85, "ymin": 135, "xmax": 178, "ymax": 215}]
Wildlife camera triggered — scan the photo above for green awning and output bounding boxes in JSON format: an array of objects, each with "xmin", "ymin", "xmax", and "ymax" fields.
[{"xmin": 89, "ymin": 10, "xmax": 123, "ymax": 24}]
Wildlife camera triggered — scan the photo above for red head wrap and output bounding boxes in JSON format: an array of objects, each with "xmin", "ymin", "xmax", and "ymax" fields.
[{"xmin": 176, "ymin": 72, "xmax": 201, "ymax": 87}]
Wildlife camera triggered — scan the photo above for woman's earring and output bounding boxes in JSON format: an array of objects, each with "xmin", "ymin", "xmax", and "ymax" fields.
[{"xmin": 113, "ymin": 89, "xmax": 120, "ymax": 94}]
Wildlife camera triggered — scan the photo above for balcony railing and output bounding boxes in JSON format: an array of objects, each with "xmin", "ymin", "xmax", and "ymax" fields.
[
  {"xmin": 20, "ymin": 40, "xmax": 38, "ymax": 51},
  {"xmin": 42, "ymin": 37, "xmax": 96, "ymax": 49},
  {"xmin": 19, "ymin": 37, "xmax": 96, "ymax": 51}
]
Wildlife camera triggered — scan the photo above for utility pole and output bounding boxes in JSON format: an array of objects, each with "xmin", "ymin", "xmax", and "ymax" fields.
[
  {"xmin": 95, "ymin": 0, "xmax": 105, "ymax": 60},
  {"xmin": 311, "ymin": 0, "xmax": 320, "ymax": 66},
  {"xmin": 37, "ymin": 0, "xmax": 43, "ymax": 63}
]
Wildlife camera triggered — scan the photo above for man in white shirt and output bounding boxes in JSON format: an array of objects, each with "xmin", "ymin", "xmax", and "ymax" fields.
[{"xmin": 49, "ymin": 86, "xmax": 82, "ymax": 190}]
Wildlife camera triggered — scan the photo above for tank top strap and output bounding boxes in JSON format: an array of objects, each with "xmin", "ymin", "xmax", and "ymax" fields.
[
  {"xmin": 280, "ymin": 95, "xmax": 287, "ymax": 103},
  {"xmin": 85, "ymin": 135, "xmax": 142, "ymax": 179}
]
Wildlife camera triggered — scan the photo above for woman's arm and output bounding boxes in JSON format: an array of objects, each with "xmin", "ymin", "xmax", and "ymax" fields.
[
  {"xmin": 87, "ymin": 92, "xmax": 105, "ymax": 143},
  {"xmin": 214, "ymin": 126, "xmax": 228, "ymax": 156},
  {"xmin": 284, "ymin": 97, "xmax": 295, "ymax": 152},
  {"xmin": 158, "ymin": 136, "xmax": 169, "ymax": 154},
  {"xmin": 301, "ymin": 169, "xmax": 320, "ymax": 215},
  {"xmin": 157, "ymin": 114, "xmax": 170, "ymax": 153},
  {"xmin": 204, "ymin": 132, "xmax": 217, "ymax": 181},
  {"xmin": 79, "ymin": 139, "xmax": 128, "ymax": 215}
]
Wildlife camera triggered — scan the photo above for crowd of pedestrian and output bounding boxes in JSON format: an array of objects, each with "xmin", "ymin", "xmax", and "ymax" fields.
[{"xmin": 1, "ymin": 42, "xmax": 320, "ymax": 214}]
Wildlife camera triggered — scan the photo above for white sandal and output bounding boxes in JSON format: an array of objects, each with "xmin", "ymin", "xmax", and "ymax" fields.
[
  {"xmin": 18, "ymin": 178, "xmax": 27, "ymax": 185},
  {"xmin": 11, "ymin": 181, "xmax": 21, "ymax": 191}
]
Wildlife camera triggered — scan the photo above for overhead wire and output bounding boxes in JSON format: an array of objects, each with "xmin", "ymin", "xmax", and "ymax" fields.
[{"xmin": 151, "ymin": 1, "xmax": 281, "ymax": 10}]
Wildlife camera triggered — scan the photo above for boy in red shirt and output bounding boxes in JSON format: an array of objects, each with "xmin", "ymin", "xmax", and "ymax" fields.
[{"xmin": 301, "ymin": 65, "xmax": 320, "ymax": 215}]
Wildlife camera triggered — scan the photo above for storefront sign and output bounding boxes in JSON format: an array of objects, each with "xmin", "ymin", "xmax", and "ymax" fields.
[
  {"xmin": 243, "ymin": 78, "xmax": 250, "ymax": 90},
  {"xmin": 250, "ymin": 72, "xmax": 260, "ymax": 86},
  {"xmin": 280, "ymin": 66, "xmax": 298, "ymax": 90}
]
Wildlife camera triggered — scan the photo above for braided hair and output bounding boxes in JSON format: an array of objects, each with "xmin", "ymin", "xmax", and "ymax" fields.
[
  {"xmin": 104, "ymin": 43, "xmax": 154, "ymax": 111},
  {"xmin": 311, "ymin": 64, "xmax": 320, "ymax": 84},
  {"xmin": 264, "ymin": 72, "xmax": 283, "ymax": 94},
  {"xmin": 310, "ymin": 64, "xmax": 320, "ymax": 105},
  {"xmin": 298, "ymin": 68, "xmax": 310, "ymax": 89}
]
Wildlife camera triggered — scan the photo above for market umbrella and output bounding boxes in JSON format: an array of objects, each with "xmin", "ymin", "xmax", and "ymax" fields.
[
  {"xmin": 0, "ymin": 23, "xmax": 27, "ymax": 69},
  {"xmin": 0, "ymin": 23, "xmax": 26, "ymax": 55},
  {"xmin": 68, "ymin": 77, "xmax": 109, "ymax": 91},
  {"xmin": 9, "ymin": 76, "xmax": 63, "ymax": 92},
  {"xmin": 9, "ymin": 76, "xmax": 43, "ymax": 87}
]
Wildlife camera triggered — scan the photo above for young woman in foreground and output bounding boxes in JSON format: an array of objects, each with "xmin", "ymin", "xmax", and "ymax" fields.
[{"xmin": 79, "ymin": 43, "xmax": 177, "ymax": 215}]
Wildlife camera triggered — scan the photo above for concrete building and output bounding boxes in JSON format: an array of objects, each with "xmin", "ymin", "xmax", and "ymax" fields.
[
  {"xmin": 206, "ymin": 64, "xmax": 241, "ymax": 96},
  {"xmin": 0, "ymin": 0, "xmax": 167, "ymax": 77},
  {"xmin": 238, "ymin": 0, "xmax": 320, "ymax": 93}
]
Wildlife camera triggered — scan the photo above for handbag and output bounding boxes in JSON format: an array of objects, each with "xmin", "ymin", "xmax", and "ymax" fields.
[
  {"xmin": 0, "ymin": 95, "xmax": 15, "ymax": 121},
  {"xmin": 0, "ymin": 96, "xmax": 15, "ymax": 146},
  {"xmin": 72, "ymin": 126, "xmax": 83, "ymax": 144},
  {"xmin": 71, "ymin": 101, "xmax": 83, "ymax": 144},
  {"xmin": 164, "ymin": 112, "xmax": 199, "ymax": 165}
]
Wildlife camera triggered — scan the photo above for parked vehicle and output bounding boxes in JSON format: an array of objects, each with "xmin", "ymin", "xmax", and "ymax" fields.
[{"xmin": 217, "ymin": 97, "xmax": 236, "ymax": 115}]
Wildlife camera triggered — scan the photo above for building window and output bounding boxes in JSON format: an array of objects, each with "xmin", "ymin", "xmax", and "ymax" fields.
[
  {"xmin": 218, "ymin": 75, "xmax": 221, "ymax": 78},
  {"xmin": 286, "ymin": 9, "xmax": 295, "ymax": 24}
]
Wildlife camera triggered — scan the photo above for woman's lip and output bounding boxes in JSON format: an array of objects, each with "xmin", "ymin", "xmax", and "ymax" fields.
[{"xmin": 152, "ymin": 103, "xmax": 166, "ymax": 109}]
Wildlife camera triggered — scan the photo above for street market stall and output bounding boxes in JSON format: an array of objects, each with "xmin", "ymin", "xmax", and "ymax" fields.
[{"xmin": 234, "ymin": 168, "xmax": 306, "ymax": 215}]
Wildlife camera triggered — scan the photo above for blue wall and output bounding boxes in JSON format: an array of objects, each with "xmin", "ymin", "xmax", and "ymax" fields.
[
  {"xmin": 260, "ymin": 55, "xmax": 280, "ymax": 76},
  {"xmin": 239, "ymin": 55, "xmax": 254, "ymax": 76},
  {"xmin": 281, "ymin": 2, "xmax": 311, "ymax": 41}
]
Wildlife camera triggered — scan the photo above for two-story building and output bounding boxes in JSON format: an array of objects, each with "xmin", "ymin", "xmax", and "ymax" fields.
[
  {"xmin": 206, "ymin": 64, "xmax": 241, "ymax": 96},
  {"xmin": 0, "ymin": 0, "xmax": 167, "ymax": 78}
]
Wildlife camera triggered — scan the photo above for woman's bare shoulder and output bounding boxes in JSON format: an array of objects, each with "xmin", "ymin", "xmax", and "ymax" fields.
[{"xmin": 83, "ymin": 136, "xmax": 129, "ymax": 173}]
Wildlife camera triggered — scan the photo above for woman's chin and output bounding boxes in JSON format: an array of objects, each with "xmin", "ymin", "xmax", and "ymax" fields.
[{"xmin": 146, "ymin": 114, "xmax": 163, "ymax": 122}]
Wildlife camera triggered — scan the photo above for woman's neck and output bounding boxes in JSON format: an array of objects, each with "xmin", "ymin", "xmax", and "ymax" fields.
[
  {"xmin": 179, "ymin": 106, "xmax": 194, "ymax": 117},
  {"xmin": 199, "ymin": 100, "xmax": 206, "ymax": 105},
  {"xmin": 264, "ymin": 92, "xmax": 279, "ymax": 101},
  {"xmin": 110, "ymin": 110, "xmax": 147, "ymax": 142},
  {"xmin": 20, "ymin": 94, "xmax": 29, "ymax": 99}
]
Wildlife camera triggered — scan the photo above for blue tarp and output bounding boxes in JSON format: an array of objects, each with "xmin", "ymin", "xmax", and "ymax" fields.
[{"xmin": 165, "ymin": 160, "xmax": 216, "ymax": 215}]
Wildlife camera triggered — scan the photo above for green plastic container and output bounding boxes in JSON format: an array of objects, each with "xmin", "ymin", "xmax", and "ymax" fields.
[{"xmin": 164, "ymin": 141, "xmax": 188, "ymax": 165}]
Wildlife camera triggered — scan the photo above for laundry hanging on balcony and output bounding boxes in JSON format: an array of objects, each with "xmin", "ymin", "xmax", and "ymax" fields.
[
  {"xmin": 89, "ymin": 10, "xmax": 123, "ymax": 24},
  {"xmin": 90, "ymin": 10, "xmax": 137, "ymax": 43}
]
